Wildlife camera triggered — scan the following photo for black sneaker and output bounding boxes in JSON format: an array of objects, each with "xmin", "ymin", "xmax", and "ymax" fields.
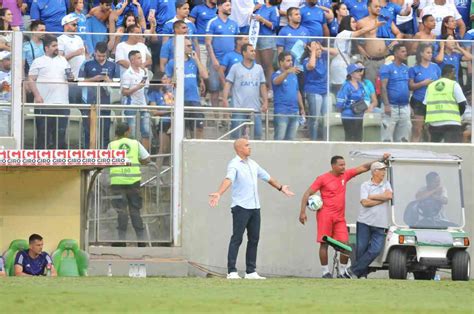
[
  {"xmin": 322, "ymin": 272, "xmax": 333, "ymax": 279},
  {"xmin": 343, "ymin": 267, "xmax": 356, "ymax": 279}
]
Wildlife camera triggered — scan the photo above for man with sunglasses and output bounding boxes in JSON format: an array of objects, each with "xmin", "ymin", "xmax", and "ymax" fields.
[
  {"xmin": 58, "ymin": 14, "xmax": 87, "ymax": 105},
  {"xmin": 343, "ymin": 161, "xmax": 392, "ymax": 279}
]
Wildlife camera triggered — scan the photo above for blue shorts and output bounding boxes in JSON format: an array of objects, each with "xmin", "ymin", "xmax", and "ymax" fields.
[{"xmin": 124, "ymin": 110, "xmax": 151, "ymax": 139}]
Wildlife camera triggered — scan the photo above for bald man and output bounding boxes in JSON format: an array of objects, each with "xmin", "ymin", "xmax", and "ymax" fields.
[{"xmin": 209, "ymin": 138, "xmax": 294, "ymax": 280}]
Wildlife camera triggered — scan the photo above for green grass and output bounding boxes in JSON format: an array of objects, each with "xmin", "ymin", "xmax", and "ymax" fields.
[{"xmin": 0, "ymin": 277, "xmax": 472, "ymax": 313}]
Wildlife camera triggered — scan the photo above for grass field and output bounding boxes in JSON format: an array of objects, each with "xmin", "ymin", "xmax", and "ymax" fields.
[{"xmin": 0, "ymin": 277, "xmax": 472, "ymax": 313}]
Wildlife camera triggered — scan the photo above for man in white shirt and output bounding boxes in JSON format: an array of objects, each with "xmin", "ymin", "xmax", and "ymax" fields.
[
  {"xmin": 28, "ymin": 35, "xmax": 71, "ymax": 149},
  {"xmin": 58, "ymin": 13, "xmax": 87, "ymax": 105},
  {"xmin": 0, "ymin": 51, "xmax": 11, "ymax": 137},
  {"xmin": 121, "ymin": 50, "xmax": 151, "ymax": 149},
  {"xmin": 420, "ymin": 0, "xmax": 466, "ymax": 36},
  {"xmin": 115, "ymin": 24, "xmax": 152, "ymax": 76}
]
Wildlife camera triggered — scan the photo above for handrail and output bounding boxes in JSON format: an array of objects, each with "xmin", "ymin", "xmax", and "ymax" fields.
[{"xmin": 217, "ymin": 122, "xmax": 254, "ymax": 140}]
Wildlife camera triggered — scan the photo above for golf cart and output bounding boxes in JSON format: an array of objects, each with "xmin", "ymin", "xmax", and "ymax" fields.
[{"xmin": 349, "ymin": 149, "xmax": 471, "ymax": 281}]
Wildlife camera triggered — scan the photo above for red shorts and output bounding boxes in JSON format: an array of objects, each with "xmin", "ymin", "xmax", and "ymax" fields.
[{"xmin": 316, "ymin": 212, "xmax": 349, "ymax": 243}]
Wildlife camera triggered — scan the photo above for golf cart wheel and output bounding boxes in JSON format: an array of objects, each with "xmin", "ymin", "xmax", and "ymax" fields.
[
  {"xmin": 451, "ymin": 251, "xmax": 470, "ymax": 281},
  {"xmin": 413, "ymin": 270, "xmax": 436, "ymax": 280},
  {"xmin": 388, "ymin": 248, "xmax": 408, "ymax": 279}
]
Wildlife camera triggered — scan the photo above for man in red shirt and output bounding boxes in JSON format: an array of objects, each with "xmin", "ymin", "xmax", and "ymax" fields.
[{"xmin": 299, "ymin": 153, "xmax": 390, "ymax": 278}]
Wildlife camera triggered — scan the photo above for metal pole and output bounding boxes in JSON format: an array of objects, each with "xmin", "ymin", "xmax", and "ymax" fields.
[
  {"xmin": 12, "ymin": 31, "xmax": 23, "ymax": 148},
  {"xmin": 326, "ymin": 36, "xmax": 331, "ymax": 142},
  {"xmin": 172, "ymin": 35, "xmax": 185, "ymax": 246}
]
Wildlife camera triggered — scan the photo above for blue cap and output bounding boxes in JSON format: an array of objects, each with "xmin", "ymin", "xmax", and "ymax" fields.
[{"xmin": 347, "ymin": 63, "xmax": 365, "ymax": 75}]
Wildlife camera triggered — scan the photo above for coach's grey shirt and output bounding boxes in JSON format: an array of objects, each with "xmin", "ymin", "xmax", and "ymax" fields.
[{"xmin": 358, "ymin": 180, "xmax": 392, "ymax": 228}]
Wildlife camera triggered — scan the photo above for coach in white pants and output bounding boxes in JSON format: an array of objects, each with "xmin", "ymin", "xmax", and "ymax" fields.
[{"xmin": 209, "ymin": 138, "xmax": 294, "ymax": 279}]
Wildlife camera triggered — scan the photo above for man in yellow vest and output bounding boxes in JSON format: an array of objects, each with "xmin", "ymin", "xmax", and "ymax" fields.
[
  {"xmin": 109, "ymin": 122, "xmax": 150, "ymax": 247},
  {"xmin": 424, "ymin": 64, "xmax": 467, "ymax": 143}
]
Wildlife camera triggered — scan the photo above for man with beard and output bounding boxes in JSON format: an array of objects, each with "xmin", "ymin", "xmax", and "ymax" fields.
[{"xmin": 28, "ymin": 35, "xmax": 71, "ymax": 149}]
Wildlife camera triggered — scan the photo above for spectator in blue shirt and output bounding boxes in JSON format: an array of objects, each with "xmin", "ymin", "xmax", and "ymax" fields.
[
  {"xmin": 434, "ymin": 34, "xmax": 472, "ymax": 82},
  {"xmin": 162, "ymin": 1, "xmax": 198, "ymax": 41},
  {"xmin": 156, "ymin": 0, "xmax": 176, "ymax": 34},
  {"xmin": 336, "ymin": 63, "xmax": 367, "ymax": 141},
  {"xmin": 84, "ymin": 15, "xmax": 109, "ymax": 56},
  {"xmin": 300, "ymin": 0, "xmax": 329, "ymax": 38},
  {"xmin": 159, "ymin": 20, "xmax": 189, "ymax": 72},
  {"xmin": 328, "ymin": 3, "xmax": 350, "ymax": 36},
  {"xmin": 409, "ymin": 43, "xmax": 441, "ymax": 142},
  {"xmin": 112, "ymin": 0, "xmax": 144, "ymax": 29},
  {"xmin": 149, "ymin": 83, "xmax": 172, "ymax": 171},
  {"xmin": 23, "ymin": 20, "xmax": 45, "ymax": 74},
  {"xmin": 343, "ymin": 0, "xmax": 369, "ymax": 20},
  {"xmin": 220, "ymin": 35, "xmax": 249, "ymax": 77},
  {"xmin": 379, "ymin": 0, "xmax": 411, "ymax": 26},
  {"xmin": 379, "ymin": 44, "xmax": 411, "ymax": 142},
  {"xmin": 456, "ymin": 0, "xmax": 471, "ymax": 29},
  {"xmin": 272, "ymin": 52, "xmax": 305, "ymax": 140},
  {"xmin": 252, "ymin": 0, "xmax": 280, "ymax": 96},
  {"xmin": 189, "ymin": 0, "xmax": 217, "ymax": 47},
  {"xmin": 303, "ymin": 41, "xmax": 334, "ymax": 141},
  {"xmin": 164, "ymin": 38, "xmax": 208, "ymax": 138},
  {"xmin": 78, "ymin": 42, "xmax": 120, "ymax": 148},
  {"xmin": 206, "ymin": 0, "xmax": 239, "ymax": 109},
  {"xmin": 276, "ymin": 7, "xmax": 310, "ymax": 69},
  {"xmin": 30, "ymin": 0, "xmax": 68, "ymax": 32},
  {"xmin": 70, "ymin": 0, "xmax": 87, "ymax": 34},
  {"xmin": 14, "ymin": 234, "xmax": 57, "ymax": 276}
]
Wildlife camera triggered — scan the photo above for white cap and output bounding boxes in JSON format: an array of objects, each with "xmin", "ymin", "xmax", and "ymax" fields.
[
  {"xmin": 0, "ymin": 51, "xmax": 11, "ymax": 60},
  {"xmin": 370, "ymin": 162, "xmax": 387, "ymax": 172},
  {"xmin": 61, "ymin": 13, "xmax": 79, "ymax": 26}
]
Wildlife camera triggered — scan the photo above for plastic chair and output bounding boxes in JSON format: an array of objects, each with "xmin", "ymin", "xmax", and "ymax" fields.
[
  {"xmin": 2, "ymin": 239, "xmax": 28, "ymax": 276},
  {"xmin": 51, "ymin": 239, "xmax": 89, "ymax": 277}
]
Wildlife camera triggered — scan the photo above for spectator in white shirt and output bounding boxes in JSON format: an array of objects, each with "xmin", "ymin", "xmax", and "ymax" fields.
[
  {"xmin": 420, "ymin": 0, "xmax": 466, "ymax": 36},
  {"xmin": 121, "ymin": 50, "xmax": 151, "ymax": 149},
  {"xmin": 28, "ymin": 35, "xmax": 71, "ymax": 149},
  {"xmin": 58, "ymin": 13, "xmax": 86, "ymax": 105},
  {"xmin": 115, "ymin": 24, "xmax": 152, "ymax": 75}
]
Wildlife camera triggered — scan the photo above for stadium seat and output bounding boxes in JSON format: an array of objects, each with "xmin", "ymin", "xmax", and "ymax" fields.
[
  {"xmin": 2, "ymin": 239, "xmax": 28, "ymax": 276},
  {"xmin": 328, "ymin": 112, "xmax": 345, "ymax": 141},
  {"xmin": 363, "ymin": 112, "xmax": 382, "ymax": 142},
  {"xmin": 52, "ymin": 239, "xmax": 89, "ymax": 277}
]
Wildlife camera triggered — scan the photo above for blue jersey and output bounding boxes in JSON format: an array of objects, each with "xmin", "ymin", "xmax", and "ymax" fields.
[
  {"xmin": 300, "ymin": 4, "xmax": 327, "ymax": 37},
  {"xmin": 379, "ymin": 62, "xmax": 410, "ymax": 105},
  {"xmin": 30, "ymin": 0, "xmax": 68, "ymax": 32},
  {"xmin": 189, "ymin": 3, "xmax": 217, "ymax": 44},
  {"xmin": 148, "ymin": 89, "xmax": 170, "ymax": 122},
  {"xmin": 156, "ymin": 0, "xmax": 176, "ymax": 33},
  {"xmin": 361, "ymin": 79, "xmax": 376, "ymax": 103},
  {"xmin": 408, "ymin": 62, "xmax": 441, "ymax": 102},
  {"xmin": 272, "ymin": 70, "xmax": 299, "ymax": 114},
  {"xmin": 79, "ymin": 59, "xmax": 120, "ymax": 104},
  {"xmin": 276, "ymin": 25, "xmax": 310, "ymax": 52},
  {"xmin": 329, "ymin": 19, "xmax": 339, "ymax": 37},
  {"xmin": 140, "ymin": 0, "xmax": 156, "ymax": 22},
  {"xmin": 14, "ymin": 250, "xmax": 53, "ymax": 276},
  {"xmin": 436, "ymin": 52, "xmax": 462, "ymax": 81},
  {"xmin": 23, "ymin": 40, "xmax": 44, "ymax": 68},
  {"xmin": 71, "ymin": 12, "xmax": 87, "ymax": 34},
  {"xmin": 303, "ymin": 54, "xmax": 329, "ymax": 95},
  {"xmin": 162, "ymin": 17, "xmax": 197, "ymax": 35},
  {"xmin": 84, "ymin": 16, "xmax": 108, "ymax": 55},
  {"xmin": 114, "ymin": 1, "xmax": 139, "ymax": 28},
  {"xmin": 455, "ymin": 0, "xmax": 471, "ymax": 29},
  {"xmin": 380, "ymin": 2, "xmax": 401, "ymax": 26},
  {"xmin": 343, "ymin": 0, "xmax": 368, "ymax": 20},
  {"xmin": 221, "ymin": 50, "xmax": 243, "ymax": 76},
  {"xmin": 160, "ymin": 38, "xmax": 175, "ymax": 61},
  {"xmin": 166, "ymin": 59, "xmax": 201, "ymax": 102},
  {"xmin": 254, "ymin": 5, "xmax": 280, "ymax": 35},
  {"xmin": 206, "ymin": 16, "xmax": 239, "ymax": 63},
  {"xmin": 336, "ymin": 81, "xmax": 366, "ymax": 117}
]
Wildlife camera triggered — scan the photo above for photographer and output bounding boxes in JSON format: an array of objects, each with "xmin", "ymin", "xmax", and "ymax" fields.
[{"xmin": 78, "ymin": 42, "xmax": 120, "ymax": 148}]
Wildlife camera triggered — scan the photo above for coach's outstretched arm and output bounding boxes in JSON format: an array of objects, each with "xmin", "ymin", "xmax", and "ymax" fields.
[
  {"xmin": 354, "ymin": 153, "xmax": 391, "ymax": 175},
  {"xmin": 209, "ymin": 178, "xmax": 232, "ymax": 207}
]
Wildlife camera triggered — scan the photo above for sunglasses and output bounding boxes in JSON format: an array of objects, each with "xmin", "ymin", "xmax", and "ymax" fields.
[{"xmin": 70, "ymin": 23, "xmax": 78, "ymax": 27}]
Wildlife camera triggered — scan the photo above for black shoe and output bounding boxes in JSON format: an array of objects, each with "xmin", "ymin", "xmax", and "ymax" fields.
[
  {"xmin": 322, "ymin": 272, "xmax": 333, "ymax": 279},
  {"xmin": 342, "ymin": 267, "xmax": 356, "ymax": 279}
]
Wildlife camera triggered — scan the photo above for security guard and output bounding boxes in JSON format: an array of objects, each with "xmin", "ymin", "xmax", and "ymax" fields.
[
  {"xmin": 108, "ymin": 122, "xmax": 150, "ymax": 247},
  {"xmin": 424, "ymin": 64, "xmax": 467, "ymax": 143}
]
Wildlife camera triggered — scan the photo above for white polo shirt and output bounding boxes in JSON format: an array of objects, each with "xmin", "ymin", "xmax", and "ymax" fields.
[
  {"xmin": 58, "ymin": 34, "xmax": 86, "ymax": 78},
  {"xmin": 29, "ymin": 55, "xmax": 70, "ymax": 104},
  {"xmin": 121, "ymin": 67, "xmax": 149, "ymax": 106}
]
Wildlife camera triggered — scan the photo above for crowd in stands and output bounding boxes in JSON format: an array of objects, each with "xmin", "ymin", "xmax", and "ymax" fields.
[{"xmin": 0, "ymin": 0, "xmax": 472, "ymax": 145}]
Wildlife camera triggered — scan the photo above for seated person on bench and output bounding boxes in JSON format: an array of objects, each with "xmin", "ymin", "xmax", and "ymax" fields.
[{"xmin": 14, "ymin": 234, "xmax": 57, "ymax": 276}]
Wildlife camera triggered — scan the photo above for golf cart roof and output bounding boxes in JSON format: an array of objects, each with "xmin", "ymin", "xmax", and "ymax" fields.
[{"xmin": 350, "ymin": 149, "xmax": 462, "ymax": 162}]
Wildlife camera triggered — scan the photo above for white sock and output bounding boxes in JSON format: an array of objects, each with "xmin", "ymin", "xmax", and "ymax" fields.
[
  {"xmin": 321, "ymin": 265, "xmax": 330, "ymax": 275},
  {"xmin": 339, "ymin": 263, "xmax": 347, "ymax": 275}
]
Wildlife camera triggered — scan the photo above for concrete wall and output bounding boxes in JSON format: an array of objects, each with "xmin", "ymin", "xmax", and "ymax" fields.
[
  {"xmin": 181, "ymin": 140, "xmax": 473, "ymax": 277},
  {"xmin": 0, "ymin": 169, "xmax": 82, "ymax": 253}
]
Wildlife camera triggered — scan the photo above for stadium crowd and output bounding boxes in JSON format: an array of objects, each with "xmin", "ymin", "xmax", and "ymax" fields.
[{"xmin": 0, "ymin": 0, "xmax": 472, "ymax": 146}]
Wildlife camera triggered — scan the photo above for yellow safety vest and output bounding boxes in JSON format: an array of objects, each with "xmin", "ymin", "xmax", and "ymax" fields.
[
  {"xmin": 425, "ymin": 78, "xmax": 461, "ymax": 125},
  {"xmin": 109, "ymin": 137, "xmax": 141, "ymax": 185}
]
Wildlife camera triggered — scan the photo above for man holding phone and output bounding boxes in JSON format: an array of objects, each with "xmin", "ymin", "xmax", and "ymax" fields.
[
  {"xmin": 164, "ymin": 38, "xmax": 208, "ymax": 139},
  {"xmin": 79, "ymin": 42, "xmax": 120, "ymax": 148},
  {"xmin": 121, "ymin": 50, "xmax": 151, "ymax": 149}
]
